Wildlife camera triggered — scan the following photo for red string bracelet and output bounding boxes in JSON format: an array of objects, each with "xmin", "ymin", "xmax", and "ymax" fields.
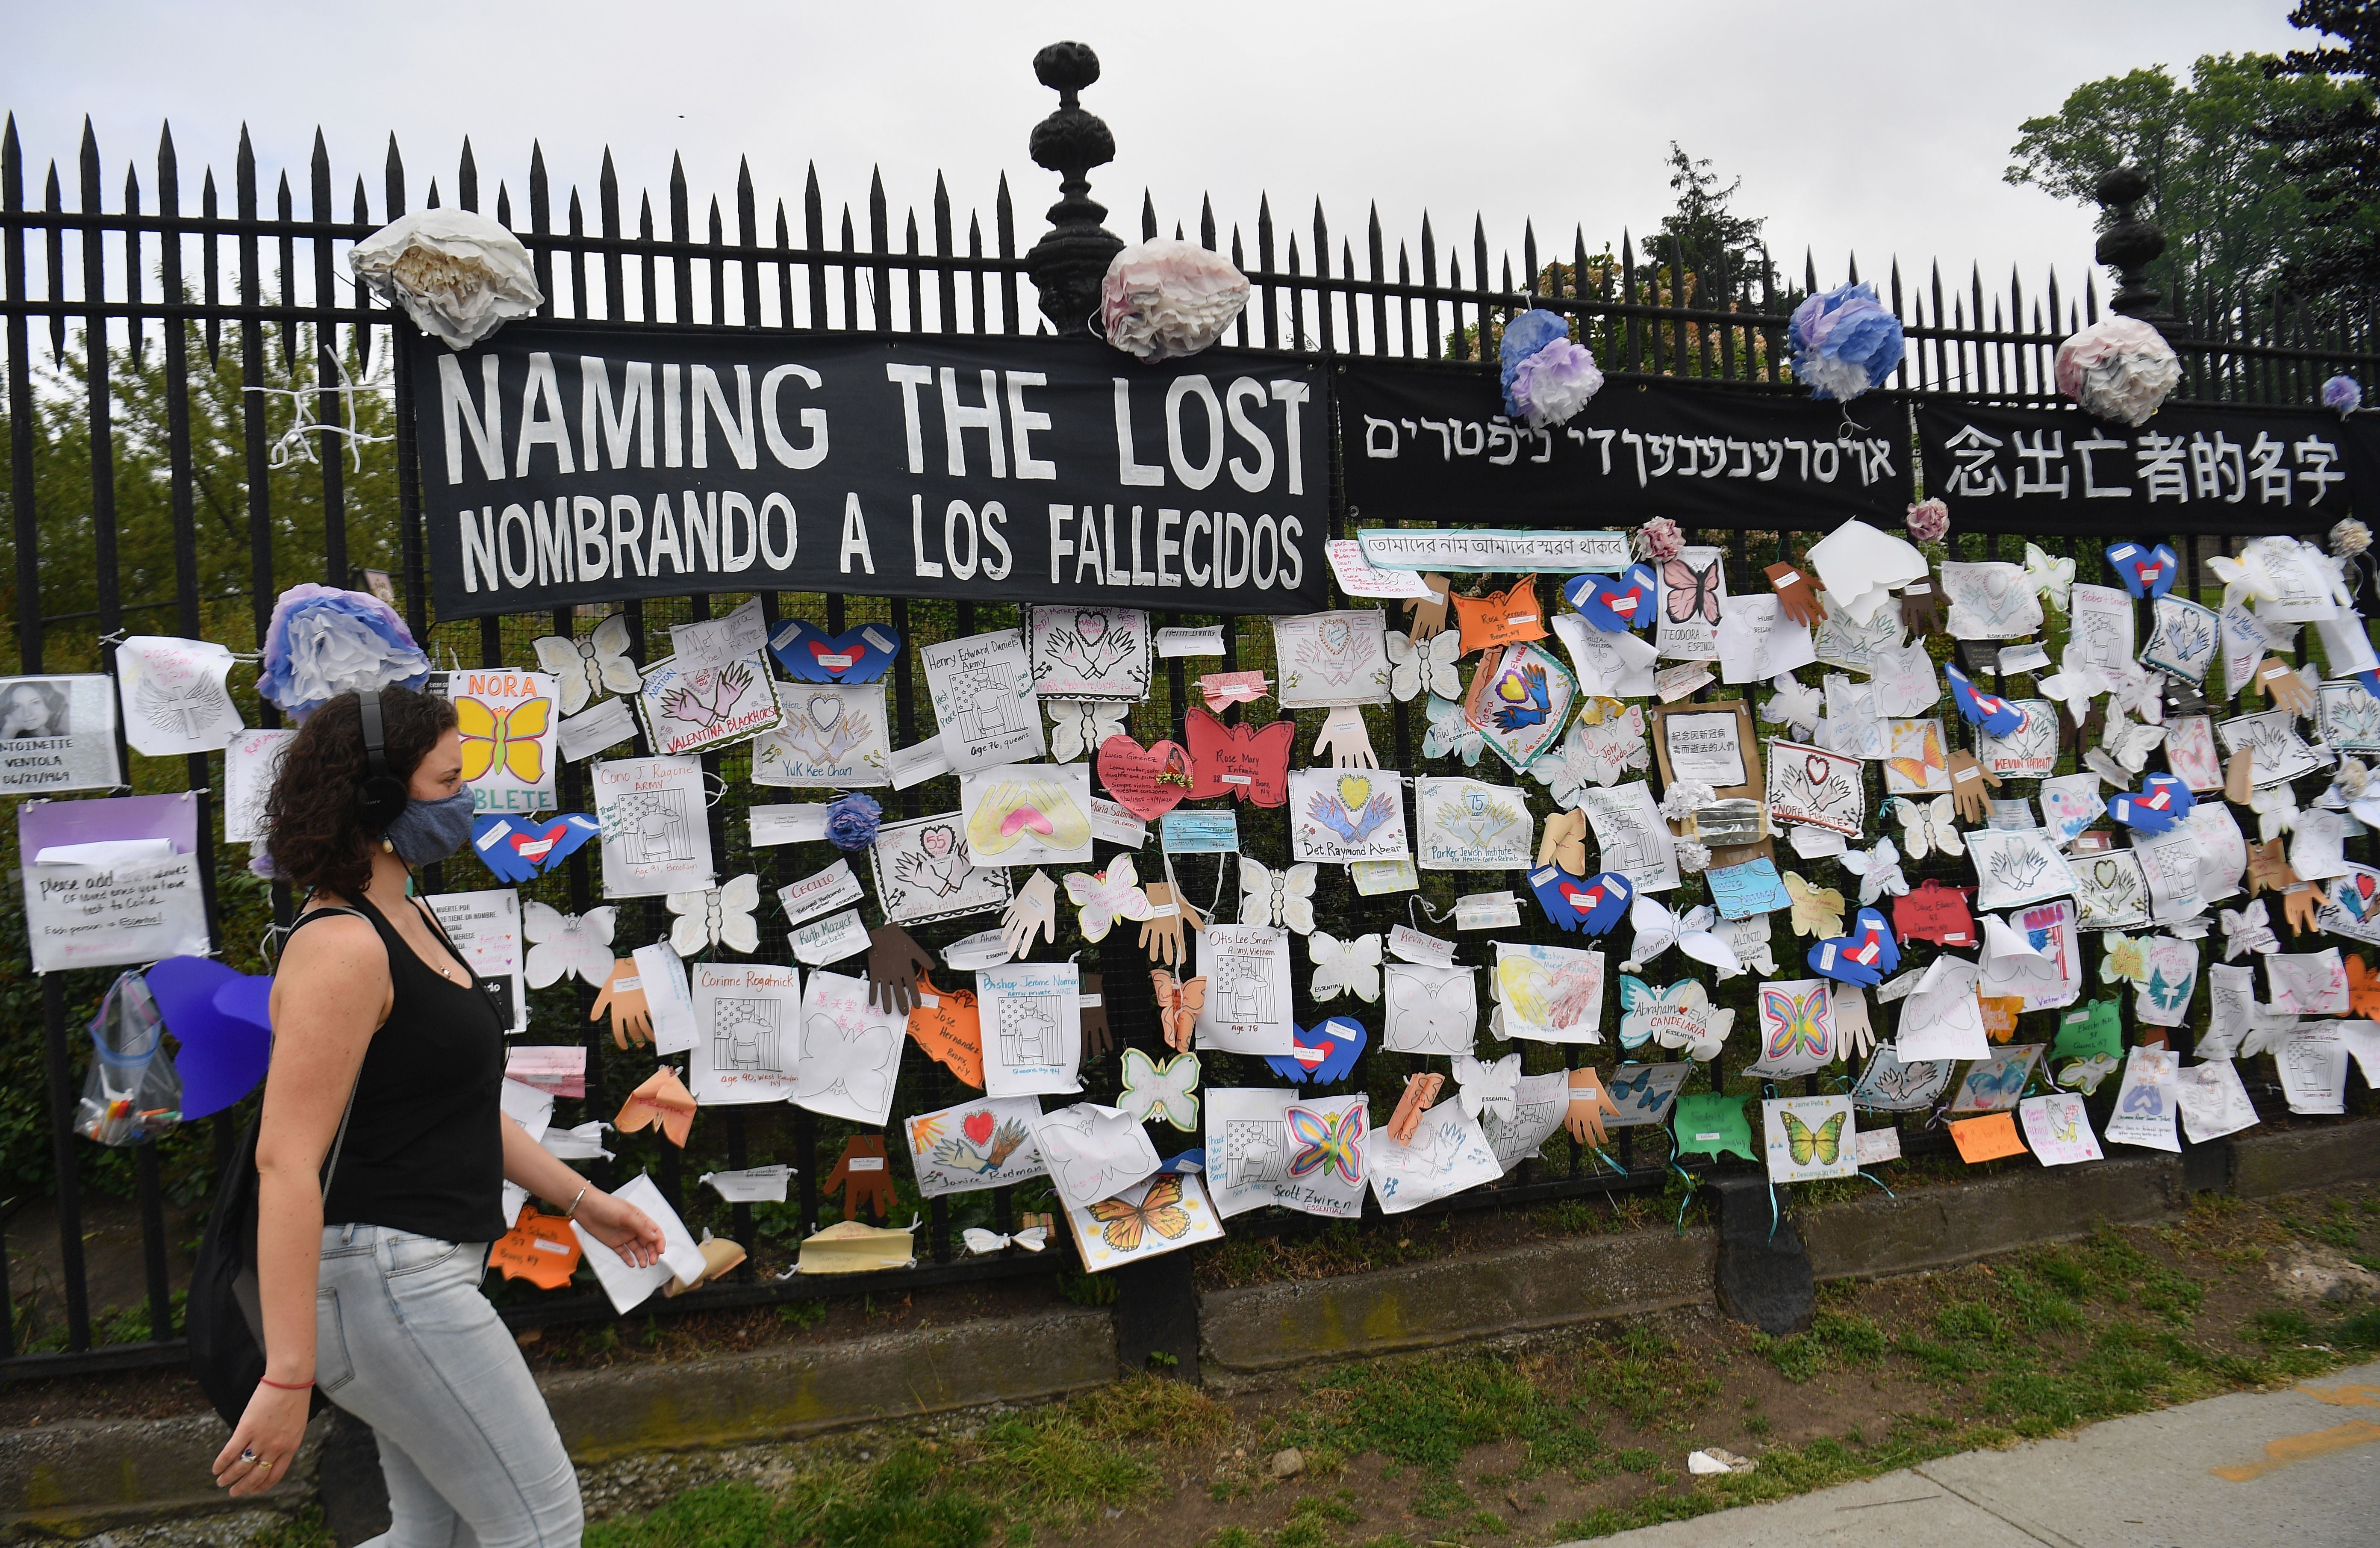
[{"xmin": 259, "ymin": 1376, "xmax": 314, "ymax": 1391}]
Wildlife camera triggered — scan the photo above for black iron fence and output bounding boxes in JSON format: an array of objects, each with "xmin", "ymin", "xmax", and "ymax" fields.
[{"xmin": 3, "ymin": 68, "xmax": 2376, "ymax": 1381}]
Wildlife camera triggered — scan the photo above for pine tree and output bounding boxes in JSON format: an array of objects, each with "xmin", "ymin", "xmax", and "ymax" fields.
[{"xmin": 2259, "ymin": 1, "xmax": 2380, "ymax": 298}]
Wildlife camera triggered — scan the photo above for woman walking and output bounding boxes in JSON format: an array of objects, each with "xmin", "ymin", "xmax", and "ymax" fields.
[{"xmin": 212, "ymin": 684, "xmax": 663, "ymax": 1546}]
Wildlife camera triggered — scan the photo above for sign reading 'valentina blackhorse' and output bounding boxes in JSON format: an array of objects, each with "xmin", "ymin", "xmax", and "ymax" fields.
[{"xmin": 412, "ymin": 324, "xmax": 1331, "ymax": 619}]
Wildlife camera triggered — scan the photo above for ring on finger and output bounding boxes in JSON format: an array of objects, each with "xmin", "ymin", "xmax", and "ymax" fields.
[{"xmin": 239, "ymin": 1446, "xmax": 259, "ymax": 1464}]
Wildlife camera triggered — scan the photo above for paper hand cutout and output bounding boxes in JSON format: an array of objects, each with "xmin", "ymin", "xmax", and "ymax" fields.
[
  {"xmin": 2250, "ymin": 656, "xmax": 2317, "ymax": 717},
  {"xmin": 1834, "ymin": 985, "xmax": 1876, "ymax": 1061},
  {"xmin": 1078, "ymin": 971, "xmax": 1113, "ymax": 1058},
  {"xmin": 1946, "ymin": 749, "xmax": 2001, "ymax": 823},
  {"xmin": 1764, "ymin": 561, "xmax": 1824, "ymax": 630},
  {"xmin": 1566, "ymin": 567, "xmax": 1659, "ymax": 633},
  {"xmin": 1314, "ymin": 704, "xmax": 1379, "ymax": 769},
  {"xmin": 2105, "ymin": 540, "xmax": 2180, "ymax": 600},
  {"xmin": 1946, "ymin": 662, "xmax": 2027, "ymax": 737},
  {"xmin": 1001, "ymin": 869, "xmax": 1058, "ymax": 959},
  {"xmin": 1387, "ymin": 1072, "xmax": 1444, "ymax": 1144},
  {"xmin": 1150, "ymin": 969, "xmax": 1208, "ymax": 1053},
  {"xmin": 1139, "ymin": 882, "xmax": 1204, "ymax": 967},
  {"xmin": 1401, "ymin": 574, "xmax": 1453, "ymax": 640},
  {"xmin": 1265, "ymin": 1016, "xmax": 1368, "ymax": 1083},
  {"xmin": 865, "ymin": 924, "xmax": 933, "ymax": 1015},
  {"xmin": 1806, "ymin": 907, "xmax": 1902, "ymax": 988},
  {"xmin": 2109, "ymin": 773, "xmax": 2195, "ymax": 835},
  {"xmin": 2247, "ymin": 839, "xmax": 2330, "ymax": 933},
  {"xmin": 1538, "ymin": 807, "xmax": 1589, "ymax": 875},
  {"xmin": 823, "ymin": 1135, "xmax": 898, "ymax": 1221},
  {"xmin": 1898, "ymin": 575, "xmax": 1944, "ymax": 636},
  {"xmin": 616, "ymin": 1067, "xmax": 696, "ymax": 1147},
  {"xmin": 1566, "ymin": 1067, "xmax": 1621, "ymax": 1147},
  {"xmin": 592, "ymin": 958, "xmax": 652, "ymax": 1050}
]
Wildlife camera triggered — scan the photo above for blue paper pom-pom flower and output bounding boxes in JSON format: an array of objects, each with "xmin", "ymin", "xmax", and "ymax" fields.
[
  {"xmin": 1498, "ymin": 308, "xmax": 1603, "ymax": 428},
  {"xmin": 257, "ymin": 583, "xmax": 431, "ymax": 721},
  {"xmin": 2324, "ymin": 374, "xmax": 2362, "ymax": 416},
  {"xmin": 1789, "ymin": 282, "xmax": 1906, "ymax": 401},
  {"xmin": 823, "ymin": 792, "xmax": 883, "ymax": 852}
]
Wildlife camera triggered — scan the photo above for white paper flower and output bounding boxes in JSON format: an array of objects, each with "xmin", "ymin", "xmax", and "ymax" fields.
[
  {"xmin": 351, "ymin": 210, "xmax": 544, "ymax": 351},
  {"xmin": 1099, "ymin": 240, "xmax": 1250, "ymax": 361},
  {"xmin": 1659, "ymin": 779, "xmax": 1716, "ymax": 824},
  {"xmin": 2054, "ymin": 317, "xmax": 2180, "ymax": 427}
]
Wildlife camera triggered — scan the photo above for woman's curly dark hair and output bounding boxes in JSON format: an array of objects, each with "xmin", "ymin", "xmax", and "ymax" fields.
[{"xmin": 264, "ymin": 686, "xmax": 457, "ymax": 900}]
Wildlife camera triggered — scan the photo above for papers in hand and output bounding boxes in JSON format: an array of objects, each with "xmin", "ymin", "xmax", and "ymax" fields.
[{"xmin": 573, "ymin": 1172, "xmax": 708, "ymax": 1314}]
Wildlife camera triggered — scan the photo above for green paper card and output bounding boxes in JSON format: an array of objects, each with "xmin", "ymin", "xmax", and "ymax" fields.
[{"xmin": 1673, "ymin": 1093, "xmax": 1754, "ymax": 1162}]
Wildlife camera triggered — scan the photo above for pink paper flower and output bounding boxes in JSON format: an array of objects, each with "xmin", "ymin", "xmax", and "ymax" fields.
[
  {"xmin": 1905, "ymin": 498, "xmax": 1950, "ymax": 543},
  {"xmin": 1637, "ymin": 519, "xmax": 1684, "ymax": 563}
]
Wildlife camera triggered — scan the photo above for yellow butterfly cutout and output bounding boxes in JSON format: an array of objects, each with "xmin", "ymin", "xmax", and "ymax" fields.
[
  {"xmin": 1782, "ymin": 871, "xmax": 1844, "ymax": 939},
  {"xmin": 456, "ymin": 695, "xmax": 551, "ymax": 785},
  {"xmin": 1887, "ymin": 720, "xmax": 1944, "ymax": 790}
]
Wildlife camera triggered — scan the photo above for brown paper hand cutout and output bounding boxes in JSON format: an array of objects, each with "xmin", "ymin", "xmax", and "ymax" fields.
[
  {"xmin": 2247, "ymin": 840, "xmax": 2332, "ymax": 934},
  {"xmin": 2226, "ymin": 748, "xmax": 2259, "ymax": 805},
  {"xmin": 866, "ymin": 924, "xmax": 932, "ymax": 1015},
  {"xmin": 2251, "ymin": 656, "xmax": 2317, "ymax": 716},
  {"xmin": 1564, "ymin": 1069, "xmax": 1619, "ymax": 1148},
  {"xmin": 1387, "ymin": 1072, "xmax": 1444, "ymax": 1144},
  {"xmin": 592, "ymin": 958, "xmax": 652, "ymax": 1050},
  {"xmin": 1139, "ymin": 883, "xmax": 1204, "ymax": 967},
  {"xmin": 1401, "ymin": 574, "xmax": 1452, "ymax": 640},
  {"xmin": 616, "ymin": 1067, "xmax": 696, "ymax": 1147},
  {"xmin": 1898, "ymin": 574, "xmax": 1944, "ymax": 636},
  {"xmin": 1078, "ymin": 971, "xmax": 1113, "ymax": 1059},
  {"xmin": 1946, "ymin": 749, "xmax": 2001, "ymax": 824},
  {"xmin": 823, "ymin": 1134, "xmax": 898, "ymax": 1221},
  {"xmin": 1764, "ymin": 561, "xmax": 1824, "ymax": 630}
]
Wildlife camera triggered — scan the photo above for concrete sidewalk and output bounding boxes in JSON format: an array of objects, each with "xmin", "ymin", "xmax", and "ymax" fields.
[{"xmin": 1575, "ymin": 1358, "xmax": 2380, "ymax": 1547}]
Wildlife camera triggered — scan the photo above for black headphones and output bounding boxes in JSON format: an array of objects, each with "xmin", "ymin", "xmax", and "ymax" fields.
[{"xmin": 356, "ymin": 688, "xmax": 410, "ymax": 829}]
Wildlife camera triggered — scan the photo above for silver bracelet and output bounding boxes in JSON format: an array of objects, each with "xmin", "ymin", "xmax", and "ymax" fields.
[{"xmin": 566, "ymin": 1185, "xmax": 588, "ymax": 1219}]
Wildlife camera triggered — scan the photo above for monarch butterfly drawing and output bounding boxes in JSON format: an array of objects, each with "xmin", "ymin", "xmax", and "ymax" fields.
[{"xmin": 1087, "ymin": 1174, "xmax": 1195, "ymax": 1254}]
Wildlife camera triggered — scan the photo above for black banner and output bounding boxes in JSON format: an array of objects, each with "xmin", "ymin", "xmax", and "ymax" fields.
[
  {"xmin": 1915, "ymin": 402, "xmax": 2356, "ymax": 534},
  {"xmin": 413, "ymin": 324, "xmax": 1331, "ymax": 619},
  {"xmin": 1336, "ymin": 360, "xmax": 1913, "ymax": 528}
]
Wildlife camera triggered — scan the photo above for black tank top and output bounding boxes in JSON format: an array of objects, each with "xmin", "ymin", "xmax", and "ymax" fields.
[{"xmin": 314, "ymin": 895, "xmax": 509, "ymax": 1244}]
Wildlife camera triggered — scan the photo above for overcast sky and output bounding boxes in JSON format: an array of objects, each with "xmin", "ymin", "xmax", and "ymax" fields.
[{"xmin": 0, "ymin": 0, "xmax": 2317, "ymax": 327}]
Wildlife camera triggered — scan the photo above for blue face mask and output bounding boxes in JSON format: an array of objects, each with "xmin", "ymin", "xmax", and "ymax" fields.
[{"xmin": 383, "ymin": 790, "xmax": 475, "ymax": 866}]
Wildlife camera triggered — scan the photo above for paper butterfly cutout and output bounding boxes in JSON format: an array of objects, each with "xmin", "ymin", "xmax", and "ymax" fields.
[
  {"xmin": 1451, "ymin": 1052, "xmax": 1523, "ymax": 1124},
  {"xmin": 1763, "ymin": 673, "xmax": 1824, "ymax": 737},
  {"xmin": 1839, "ymin": 838, "xmax": 1910, "ymax": 906},
  {"xmin": 1241, "ymin": 857, "xmax": 1319, "ymax": 934},
  {"xmin": 1892, "ymin": 793, "xmax": 1966, "ymax": 859},
  {"xmin": 471, "ymin": 812, "xmax": 601, "ymax": 883},
  {"xmin": 1386, "ymin": 629, "xmax": 1462, "ymax": 702},
  {"xmin": 2092, "ymin": 708, "xmax": 2166, "ymax": 778},
  {"xmin": 456, "ymin": 695, "xmax": 551, "ymax": 787},
  {"xmin": 1042, "ymin": 1108, "xmax": 1160, "ymax": 1206},
  {"xmin": 1096, "ymin": 734, "xmax": 1194, "ymax": 822},
  {"xmin": 2105, "ymin": 540, "xmax": 2180, "ymax": 600},
  {"xmin": 1286, "ymin": 1103, "xmax": 1367, "ymax": 1186},
  {"xmin": 522, "ymin": 901, "xmax": 619, "ymax": 989},
  {"xmin": 1451, "ymin": 575, "xmax": 1546, "ymax": 654},
  {"xmin": 1783, "ymin": 871, "xmax": 1847, "ymax": 939},
  {"xmin": 1564, "ymin": 564, "xmax": 1661, "ymax": 632},
  {"xmin": 1621, "ymin": 895, "xmax": 1741, "ymax": 976},
  {"xmin": 1119, "ymin": 1048, "xmax": 1202, "ymax": 1131},
  {"xmin": 666, "ymin": 873, "xmax": 762, "ymax": 956},
  {"xmin": 1310, "ymin": 931, "xmax": 1384, "ymax": 1003},
  {"xmin": 1150, "ymin": 970, "xmax": 1208, "ymax": 1052},
  {"xmin": 961, "ymin": 1226, "xmax": 1049, "ymax": 1255},
  {"xmin": 967, "ymin": 778, "xmax": 1093, "ymax": 860},
  {"xmin": 1423, "ymin": 692, "xmax": 1488, "ymax": 766},
  {"xmin": 2057, "ymin": 1052, "xmax": 2122, "ymax": 1095},
  {"xmin": 2021, "ymin": 543, "xmax": 2076, "ymax": 612},
  {"xmin": 1185, "ymin": 707, "xmax": 1295, "ymax": 805},
  {"xmin": 2038, "ymin": 652, "xmax": 2111, "ymax": 726},
  {"xmin": 2109, "ymin": 773, "xmax": 2195, "ymax": 836},
  {"xmin": 1780, "ymin": 1108, "xmax": 1846, "ymax": 1166},
  {"xmin": 798, "ymin": 1007, "xmax": 899, "ymax": 1112},
  {"xmin": 2208, "ymin": 547, "xmax": 2282, "ymax": 608},
  {"xmin": 532, "ymin": 614, "xmax": 641, "ymax": 714},
  {"xmin": 1887, "ymin": 720, "xmax": 1945, "ymax": 791},
  {"xmin": 1265, "ymin": 1016, "xmax": 1368, "ymax": 1083},
  {"xmin": 1389, "ymin": 968, "xmax": 1476, "ymax": 1051},
  {"xmin": 1661, "ymin": 554, "xmax": 1723, "ymax": 625},
  {"xmin": 769, "ymin": 618, "xmax": 900, "ymax": 683},
  {"xmin": 1087, "ymin": 1173, "xmax": 1195, "ymax": 1253},
  {"xmin": 1807, "ymin": 908, "xmax": 1901, "ymax": 988},
  {"xmin": 1048, "ymin": 699, "xmax": 1129, "ymax": 764},
  {"xmin": 1063, "ymin": 855, "xmax": 1154, "ymax": 941},
  {"xmin": 1946, "ymin": 662, "xmax": 2027, "ymax": 737},
  {"xmin": 1760, "ymin": 983, "xmax": 1834, "ymax": 1061},
  {"xmin": 2220, "ymin": 901, "xmax": 2280, "ymax": 961}
]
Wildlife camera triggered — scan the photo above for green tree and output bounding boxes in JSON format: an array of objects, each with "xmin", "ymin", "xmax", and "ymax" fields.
[
  {"xmin": 2004, "ymin": 52, "xmax": 2365, "ymax": 307},
  {"xmin": 1656, "ymin": 142, "xmax": 1779, "ymax": 307},
  {"xmin": 2260, "ymin": 1, "xmax": 2380, "ymax": 299}
]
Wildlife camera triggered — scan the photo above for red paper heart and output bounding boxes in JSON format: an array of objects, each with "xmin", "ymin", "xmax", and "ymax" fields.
[
  {"xmin": 509, "ymin": 821, "xmax": 568, "ymax": 862},
  {"xmin": 963, "ymin": 1109, "xmax": 996, "ymax": 1146},
  {"xmin": 1608, "ymin": 586, "xmax": 1645, "ymax": 618},
  {"xmin": 1096, "ymin": 734, "xmax": 1194, "ymax": 821}
]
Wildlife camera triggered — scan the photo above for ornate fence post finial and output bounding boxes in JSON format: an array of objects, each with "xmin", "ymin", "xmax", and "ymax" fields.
[
  {"xmin": 1025, "ymin": 41, "xmax": 1123, "ymax": 336},
  {"xmin": 2093, "ymin": 165, "xmax": 2168, "ymax": 330}
]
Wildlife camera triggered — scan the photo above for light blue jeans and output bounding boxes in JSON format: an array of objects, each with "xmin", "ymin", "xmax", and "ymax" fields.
[{"xmin": 317, "ymin": 1223, "xmax": 583, "ymax": 1548}]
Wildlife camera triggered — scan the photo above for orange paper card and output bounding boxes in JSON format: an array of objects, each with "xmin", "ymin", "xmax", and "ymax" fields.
[
  {"xmin": 907, "ymin": 971, "xmax": 986, "ymax": 1088},
  {"xmin": 1950, "ymin": 1111, "xmax": 2027, "ymax": 1164},
  {"xmin": 1451, "ymin": 575, "xmax": 1548, "ymax": 655},
  {"xmin": 1979, "ymin": 996, "xmax": 2025, "ymax": 1044},
  {"xmin": 616, "ymin": 1067, "xmax": 696, "ymax": 1147},
  {"xmin": 489, "ymin": 1206, "xmax": 583, "ymax": 1289}
]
